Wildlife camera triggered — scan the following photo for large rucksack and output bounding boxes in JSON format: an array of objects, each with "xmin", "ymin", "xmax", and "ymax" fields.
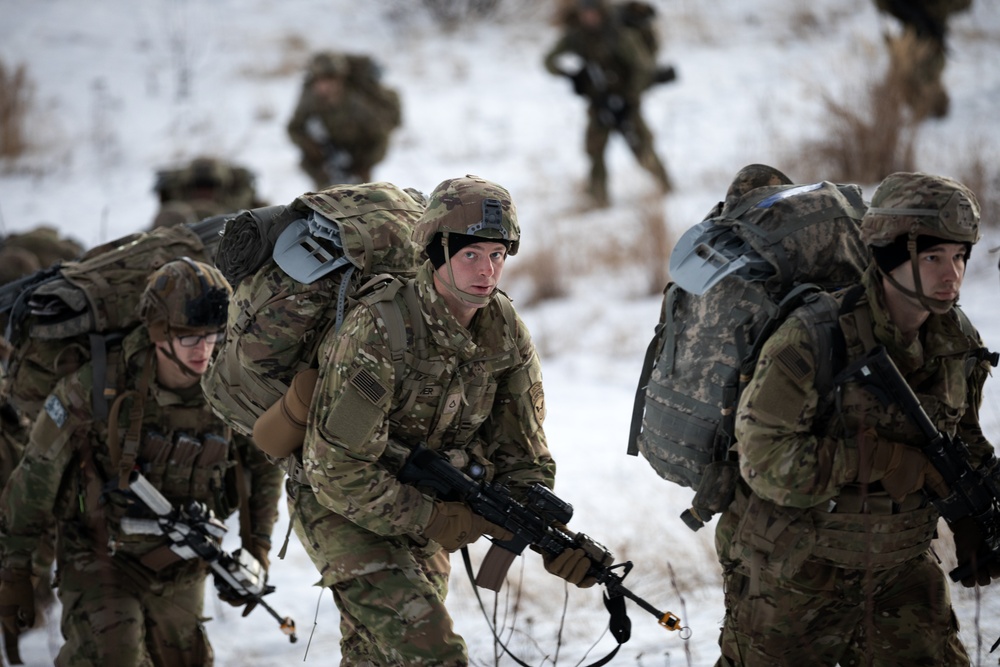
[
  {"xmin": 1, "ymin": 218, "xmax": 225, "ymax": 420},
  {"xmin": 626, "ymin": 181, "xmax": 871, "ymax": 530},
  {"xmin": 202, "ymin": 181, "xmax": 425, "ymax": 442}
]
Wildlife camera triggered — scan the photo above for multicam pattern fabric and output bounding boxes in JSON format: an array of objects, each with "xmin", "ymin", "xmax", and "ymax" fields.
[
  {"xmin": 860, "ymin": 171, "xmax": 980, "ymax": 247},
  {"xmin": 713, "ymin": 266, "xmax": 991, "ymax": 665},
  {"xmin": 286, "ymin": 58, "xmax": 401, "ymax": 188},
  {"xmin": 0, "ymin": 325, "xmax": 283, "ymax": 665},
  {"xmin": 201, "ymin": 182, "xmax": 425, "ymax": 437},
  {"xmin": 296, "ymin": 261, "xmax": 554, "ymax": 663},
  {"xmin": 3, "ymin": 225, "xmax": 215, "ymax": 417},
  {"xmin": 410, "ymin": 175, "xmax": 519, "ymax": 253}
]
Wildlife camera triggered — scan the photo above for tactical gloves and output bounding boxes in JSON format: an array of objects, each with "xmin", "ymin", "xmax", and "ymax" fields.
[
  {"xmin": 0, "ymin": 568, "xmax": 35, "ymax": 636},
  {"xmin": 539, "ymin": 523, "xmax": 613, "ymax": 589},
  {"xmin": 423, "ymin": 501, "xmax": 512, "ymax": 552},
  {"xmin": 952, "ymin": 517, "xmax": 1000, "ymax": 588},
  {"xmin": 543, "ymin": 548, "xmax": 597, "ymax": 588},
  {"xmin": 857, "ymin": 435, "xmax": 948, "ymax": 502}
]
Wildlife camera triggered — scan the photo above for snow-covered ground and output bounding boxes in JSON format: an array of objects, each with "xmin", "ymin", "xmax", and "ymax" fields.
[{"xmin": 2, "ymin": 0, "xmax": 999, "ymax": 665}]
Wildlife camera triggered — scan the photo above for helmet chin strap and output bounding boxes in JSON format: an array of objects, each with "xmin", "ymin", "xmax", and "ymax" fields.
[
  {"xmin": 437, "ymin": 234, "xmax": 496, "ymax": 307},
  {"xmin": 159, "ymin": 335, "xmax": 201, "ymax": 379},
  {"xmin": 882, "ymin": 237, "xmax": 956, "ymax": 313}
]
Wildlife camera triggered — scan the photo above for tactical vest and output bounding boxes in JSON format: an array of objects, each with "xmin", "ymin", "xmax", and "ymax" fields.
[
  {"xmin": 737, "ymin": 285, "xmax": 985, "ymax": 577},
  {"xmin": 77, "ymin": 344, "xmax": 241, "ymax": 568}
]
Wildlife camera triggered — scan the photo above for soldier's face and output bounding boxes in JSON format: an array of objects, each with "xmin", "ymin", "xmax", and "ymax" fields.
[
  {"xmin": 888, "ymin": 241, "xmax": 966, "ymax": 314},
  {"xmin": 433, "ymin": 241, "xmax": 507, "ymax": 312},
  {"xmin": 154, "ymin": 334, "xmax": 219, "ymax": 387},
  {"xmin": 312, "ymin": 76, "xmax": 344, "ymax": 102}
]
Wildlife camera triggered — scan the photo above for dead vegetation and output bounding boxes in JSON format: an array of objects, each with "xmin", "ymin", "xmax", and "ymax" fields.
[{"xmin": 0, "ymin": 59, "xmax": 34, "ymax": 158}]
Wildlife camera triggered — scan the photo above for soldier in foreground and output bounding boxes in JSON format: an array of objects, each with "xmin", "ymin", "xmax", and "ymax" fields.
[
  {"xmin": 286, "ymin": 51, "xmax": 401, "ymax": 189},
  {"xmin": 291, "ymin": 176, "xmax": 600, "ymax": 664},
  {"xmin": 150, "ymin": 156, "xmax": 264, "ymax": 229},
  {"xmin": 714, "ymin": 172, "xmax": 998, "ymax": 665},
  {"xmin": 544, "ymin": 0, "xmax": 674, "ymax": 207},
  {"xmin": 0, "ymin": 259, "xmax": 283, "ymax": 666}
]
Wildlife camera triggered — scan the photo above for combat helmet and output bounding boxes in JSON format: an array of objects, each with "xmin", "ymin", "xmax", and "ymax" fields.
[
  {"xmin": 412, "ymin": 175, "xmax": 519, "ymax": 306},
  {"xmin": 306, "ymin": 51, "xmax": 349, "ymax": 83},
  {"xmin": 861, "ymin": 171, "xmax": 980, "ymax": 311},
  {"xmin": 139, "ymin": 257, "xmax": 231, "ymax": 343}
]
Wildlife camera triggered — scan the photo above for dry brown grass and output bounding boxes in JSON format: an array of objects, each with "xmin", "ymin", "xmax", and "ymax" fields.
[
  {"xmin": 789, "ymin": 67, "xmax": 918, "ymax": 184},
  {"xmin": 0, "ymin": 59, "xmax": 34, "ymax": 158}
]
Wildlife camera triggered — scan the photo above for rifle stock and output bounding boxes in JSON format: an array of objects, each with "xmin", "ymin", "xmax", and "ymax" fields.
[{"xmin": 397, "ymin": 444, "xmax": 684, "ymax": 633}]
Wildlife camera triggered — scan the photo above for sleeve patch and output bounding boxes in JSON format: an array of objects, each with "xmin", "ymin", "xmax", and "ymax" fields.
[
  {"xmin": 773, "ymin": 345, "xmax": 811, "ymax": 383},
  {"xmin": 349, "ymin": 367, "xmax": 390, "ymax": 407},
  {"xmin": 44, "ymin": 395, "xmax": 68, "ymax": 429}
]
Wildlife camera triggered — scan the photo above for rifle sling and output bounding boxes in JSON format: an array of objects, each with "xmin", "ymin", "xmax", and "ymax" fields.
[{"xmin": 460, "ymin": 547, "xmax": 627, "ymax": 667}]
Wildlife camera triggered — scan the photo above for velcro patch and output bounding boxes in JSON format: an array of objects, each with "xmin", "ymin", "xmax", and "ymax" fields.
[
  {"xmin": 44, "ymin": 395, "xmax": 68, "ymax": 429},
  {"xmin": 773, "ymin": 345, "xmax": 811, "ymax": 383},
  {"xmin": 349, "ymin": 367, "xmax": 389, "ymax": 406}
]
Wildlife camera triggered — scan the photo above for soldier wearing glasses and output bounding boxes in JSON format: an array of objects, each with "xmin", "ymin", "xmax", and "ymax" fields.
[{"xmin": 0, "ymin": 258, "xmax": 282, "ymax": 666}]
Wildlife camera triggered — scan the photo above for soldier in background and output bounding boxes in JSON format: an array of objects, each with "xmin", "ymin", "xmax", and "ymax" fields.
[
  {"xmin": 545, "ymin": 0, "xmax": 675, "ymax": 207},
  {"xmin": 150, "ymin": 156, "xmax": 264, "ymax": 229},
  {"xmin": 0, "ymin": 259, "xmax": 283, "ymax": 665},
  {"xmin": 286, "ymin": 51, "xmax": 402, "ymax": 189},
  {"xmin": 875, "ymin": 0, "xmax": 972, "ymax": 119}
]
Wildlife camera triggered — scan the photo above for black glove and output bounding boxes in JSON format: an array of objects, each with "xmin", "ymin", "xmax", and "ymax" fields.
[
  {"xmin": 654, "ymin": 64, "xmax": 677, "ymax": 84},
  {"xmin": 569, "ymin": 69, "xmax": 592, "ymax": 97},
  {"xmin": 952, "ymin": 517, "xmax": 1000, "ymax": 588},
  {"xmin": 0, "ymin": 568, "xmax": 35, "ymax": 637}
]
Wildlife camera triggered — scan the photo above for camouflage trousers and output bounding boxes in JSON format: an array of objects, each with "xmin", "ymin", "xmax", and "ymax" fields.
[
  {"xmin": 55, "ymin": 544, "xmax": 212, "ymax": 667},
  {"xmin": 715, "ymin": 551, "xmax": 969, "ymax": 666},
  {"xmin": 289, "ymin": 486, "xmax": 467, "ymax": 666},
  {"xmin": 585, "ymin": 101, "xmax": 671, "ymax": 205}
]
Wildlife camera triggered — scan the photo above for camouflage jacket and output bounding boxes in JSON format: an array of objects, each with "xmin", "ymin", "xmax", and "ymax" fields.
[
  {"xmin": 0, "ymin": 326, "xmax": 283, "ymax": 571},
  {"xmin": 303, "ymin": 261, "xmax": 555, "ymax": 539},
  {"xmin": 286, "ymin": 85, "xmax": 400, "ymax": 160},
  {"xmin": 737, "ymin": 266, "xmax": 992, "ymax": 510},
  {"xmin": 544, "ymin": 16, "xmax": 655, "ymax": 103}
]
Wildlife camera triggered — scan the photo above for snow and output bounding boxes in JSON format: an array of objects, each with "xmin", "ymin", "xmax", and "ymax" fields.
[{"xmin": 2, "ymin": 0, "xmax": 1000, "ymax": 665}]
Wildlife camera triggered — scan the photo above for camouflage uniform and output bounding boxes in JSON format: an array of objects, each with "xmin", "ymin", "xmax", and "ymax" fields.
[
  {"xmin": 544, "ymin": 1, "xmax": 672, "ymax": 206},
  {"xmin": 0, "ymin": 264, "xmax": 283, "ymax": 666},
  {"xmin": 294, "ymin": 177, "xmax": 554, "ymax": 665},
  {"xmin": 0, "ymin": 226, "xmax": 83, "ymax": 615},
  {"xmin": 875, "ymin": 0, "xmax": 973, "ymax": 119},
  {"xmin": 150, "ymin": 156, "xmax": 264, "ymax": 229},
  {"xmin": 287, "ymin": 52, "xmax": 402, "ymax": 189},
  {"xmin": 714, "ymin": 173, "xmax": 991, "ymax": 666}
]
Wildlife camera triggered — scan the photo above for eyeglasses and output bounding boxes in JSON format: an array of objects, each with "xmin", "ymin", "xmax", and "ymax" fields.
[{"xmin": 177, "ymin": 331, "xmax": 226, "ymax": 348}]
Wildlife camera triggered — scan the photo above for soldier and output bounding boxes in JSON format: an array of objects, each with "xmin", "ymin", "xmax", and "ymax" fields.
[
  {"xmin": 714, "ymin": 172, "xmax": 998, "ymax": 665},
  {"xmin": 544, "ymin": 0, "xmax": 675, "ymax": 207},
  {"xmin": 0, "ymin": 258, "xmax": 284, "ymax": 666},
  {"xmin": 0, "ymin": 225, "xmax": 84, "ymax": 622},
  {"xmin": 286, "ymin": 51, "xmax": 402, "ymax": 189},
  {"xmin": 875, "ymin": 0, "xmax": 973, "ymax": 119},
  {"xmin": 151, "ymin": 156, "xmax": 264, "ymax": 229},
  {"xmin": 288, "ymin": 176, "xmax": 599, "ymax": 664}
]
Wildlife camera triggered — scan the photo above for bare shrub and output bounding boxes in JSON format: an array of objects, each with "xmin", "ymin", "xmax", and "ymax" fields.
[
  {"xmin": 0, "ymin": 59, "xmax": 34, "ymax": 158},
  {"xmin": 637, "ymin": 197, "xmax": 675, "ymax": 296},
  {"xmin": 517, "ymin": 240, "xmax": 568, "ymax": 308},
  {"xmin": 790, "ymin": 69, "xmax": 917, "ymax": 184}
]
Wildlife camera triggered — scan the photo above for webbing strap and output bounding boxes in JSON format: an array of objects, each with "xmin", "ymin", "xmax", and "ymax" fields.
[
  {"xmin": 460, "ymin": 547, "xmax": 627, "ymax": 667},
  {"xmin": 116, "ymin": 351, "xmax": 155, "ymax": 489}
]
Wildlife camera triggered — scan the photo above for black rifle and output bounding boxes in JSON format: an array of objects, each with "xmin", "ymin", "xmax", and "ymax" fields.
[
  {"xmin": 397, "ymin": 445, "xmax": 683, "ymax": 636},
  {"xmin": 120, "ymin": 471, "xmax": 297, "ymax": 643},
  {"xmin": 835, "ymin": 346, "xmax": 1000, "ymax": 650}
]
